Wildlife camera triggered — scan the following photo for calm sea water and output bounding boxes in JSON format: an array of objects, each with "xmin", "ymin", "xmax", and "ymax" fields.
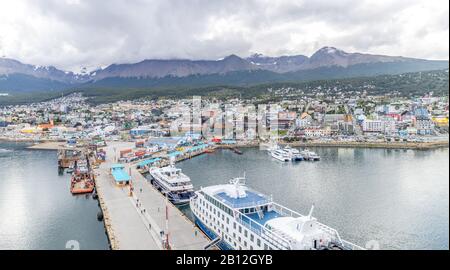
[
  {"xmin": 0, "ymin": 142, "xmax": 109, "ymax": 250},
  {"xmin": 177, "ymin": 147, "xmax": 449, "ymax": 250},
  {"xmin": 1, "ymin": 142, "xmax": 448, "ymax": 250}
]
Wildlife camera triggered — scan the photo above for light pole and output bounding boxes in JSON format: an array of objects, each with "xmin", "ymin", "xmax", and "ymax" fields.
[{"xmin": 163, "ymin": 190, "xmax": 170, "ymax": 250}]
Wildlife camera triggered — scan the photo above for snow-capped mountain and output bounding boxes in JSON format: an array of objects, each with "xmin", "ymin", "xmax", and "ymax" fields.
[
  {"xmin": 0, "ymin": 47, "xmax": 448, "ymax": 92},
  {"xmin": 0, "ymin": 57, "xmax": 91, "ymax": 84},
  {"xmin": 89, "ymin": 54, "xmax": 255, "ymax": 81}
]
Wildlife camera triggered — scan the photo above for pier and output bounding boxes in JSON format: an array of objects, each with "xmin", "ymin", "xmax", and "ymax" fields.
[{"xmin": 93, "ymin": 141, "xmax": 210, "ymax": 250}]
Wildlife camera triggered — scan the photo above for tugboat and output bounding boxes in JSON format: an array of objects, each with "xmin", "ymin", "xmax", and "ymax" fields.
[
  {"xmin": 70, "ymin": 171, "xmax": 95, "ymax": 194},
  {"xmin": 70, "ymin": 158, "xmax": 95, "ymax": 194}
]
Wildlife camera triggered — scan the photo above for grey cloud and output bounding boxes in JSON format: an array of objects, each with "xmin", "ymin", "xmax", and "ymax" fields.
[{"xmin": 0, "ymin": 0, "xmax": 448, "ymax": 72}]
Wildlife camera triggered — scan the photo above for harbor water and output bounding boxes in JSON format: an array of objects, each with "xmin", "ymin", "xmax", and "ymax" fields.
[
  {"xmin": 0, "ymin": 142, "xmax": 109, "ymax": 250},
  {"xmin": 177, "ymin": 147, "xmax": 449, "ymax": 250},
  {"xmin": 0, "ymin": 142, "xmax": 448, "ymax": 250}
]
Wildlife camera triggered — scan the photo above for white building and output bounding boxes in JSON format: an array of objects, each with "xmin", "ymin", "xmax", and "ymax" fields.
[
  {"xmin": 362, "ymin": 120, "xmax": 384, "ymax": 133},
  {"xmin": 304, "ymin": 128, "xmax": 332, "ymax": 137}
]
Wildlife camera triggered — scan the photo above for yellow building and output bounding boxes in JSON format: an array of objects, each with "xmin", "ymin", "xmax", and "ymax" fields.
[
  {"xmin": 20, "ymin": 127, "xmax": 39, "ymax": 134},
  {"xmin": 432, "ymin": 117, "xmax": 449, "ymax": 127}
]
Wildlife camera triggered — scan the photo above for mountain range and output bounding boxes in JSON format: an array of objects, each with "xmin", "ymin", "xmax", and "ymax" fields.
[{"xmin": 0, "ymin": 46, "xmax": 448, "ymax": 92}]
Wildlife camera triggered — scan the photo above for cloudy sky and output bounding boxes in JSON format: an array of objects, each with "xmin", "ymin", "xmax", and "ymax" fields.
[{"xmin": 0, "ymin": 0, "xmax": 448, "ymax": 72}]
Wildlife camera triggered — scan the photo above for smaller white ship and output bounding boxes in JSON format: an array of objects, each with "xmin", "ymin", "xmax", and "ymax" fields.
[
  {"xmin": 283, "ymin": 146, "xmax": 303, "ymax": 161},
  {"xmin": 301, "ymin": 149, "xmax": 320, "ymax": 161},
  {"xmin": 270, "ymin": 149, "xmax": 291, "ymax": 162},
  {"xmin": 148, "ymin": 165, "xmax": 194, "ymax": 205}
]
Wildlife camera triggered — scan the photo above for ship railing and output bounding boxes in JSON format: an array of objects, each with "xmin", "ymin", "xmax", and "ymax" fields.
[
  {"xmin": 271, "ymin": 202, "xmax": 301, "ymax": 218},
  {"xmin": 270, "ymin": 202, "xmax": 365, "ymax": 250},
  {"xmin": 262, "ymin": 227, "xmax": 296, "ymax": 249},
  {"xmin": 340, "ymin": 239, "xmax": 366, "ymax": 250},
  {"xmin": 229, "ymin": 199, "xmax": 271, "ymax": 209},
  {"xmin": 237, "ymin": 211, "xmax": 292, "ymax": 250}
]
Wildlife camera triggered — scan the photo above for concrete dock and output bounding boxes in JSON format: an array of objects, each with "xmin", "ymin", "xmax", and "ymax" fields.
[{"xmin": 93, "ymin": 141, "xmax": 210, "ymax": 250}]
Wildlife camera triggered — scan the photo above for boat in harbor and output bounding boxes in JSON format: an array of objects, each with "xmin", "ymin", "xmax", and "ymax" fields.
[
  {"xmin": 190, "ymin": 177, "xmax": 364, "ymax": 250},
  {"xmin": 148, "ymin": 165, "xmax": 195, "ymax": 205},
  {"xmin": 301, "ymin": 149, "xmax": 320, "ymax": 161},
  {"xmin": 70, "ymin": 171, "xmax": 94, "ymax": 194},
  {"xmin": 232, "ymin": 147, "xmax": 243, "ymax": 155},
  {"xmin": 283, "ymin": 146, "xmax": 303, "ymax": 161},
  {"xmin": 270, "ymin": 148, "xmax": 291, "ymax": 162},
  {"xmin": 70, "ymin": 158, "xmax": 95, "ymax": 194}
]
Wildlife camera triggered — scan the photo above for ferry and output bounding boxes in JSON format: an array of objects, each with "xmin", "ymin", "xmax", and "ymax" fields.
[
  {"xmin": 301, "ymin": 149, "xmax": 320, "ymax": 161},
  {"xmin": 283, "ymin": 146, "xmax": 303, "ymax": 161},
  {"xmin": 270, "ymin": 149, "xmax": 291, "ymax": 162},
  {"xmin": 190, "ymin": 177, "xmax": 364, "ymax": 250},
  {"xmin": 148, "ymin": 165, "xmax": 195, "ymax": 205}
]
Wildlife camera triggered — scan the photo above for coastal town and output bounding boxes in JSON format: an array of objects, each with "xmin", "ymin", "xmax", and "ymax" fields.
[
  {"xmin": 1, "ymin": 90, "xmax": 448, "ymax": 149},
  {"xmin": 1, "ymin": 0, "xmax": 449, "ymax": 260},
  {"xmin": 2, "ymin": 90, "xmax": 447, "ymax": 250}
]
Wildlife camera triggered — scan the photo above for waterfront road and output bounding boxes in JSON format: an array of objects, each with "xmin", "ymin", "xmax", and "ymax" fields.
[
  {"xmin": 94, "ymin": 142, "xmax": 209, "ymax": 250},
  {"xmin": 95, "ymin": 143, "xmax": 159, "ymax": 249}
]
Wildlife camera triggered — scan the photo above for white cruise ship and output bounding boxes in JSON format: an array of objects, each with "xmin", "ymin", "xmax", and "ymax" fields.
[
  {"xmin": 190, "ymin": 177, "xmax": 364, "ymax": 250},
  {"xmin": 148, "ymin": 165, "xmax": 194, "ymax": 205}
]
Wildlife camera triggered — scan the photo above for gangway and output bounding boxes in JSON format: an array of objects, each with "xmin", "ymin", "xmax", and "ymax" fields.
[{"xmin": 204, "ymin": 236, "xmax": 221, "ymax": 250}]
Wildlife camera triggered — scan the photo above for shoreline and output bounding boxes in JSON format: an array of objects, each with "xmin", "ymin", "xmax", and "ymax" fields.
[
  {"xmin": 228, "ymin": 140, "xmax": 449, "ymax": 150},
  {"xmin": 284, "ymin": 140, "xmax": 449, "ymax": 150},
  {"xmin": 1, "ymin": 137, "xmax": 448, "ymax": 151}
]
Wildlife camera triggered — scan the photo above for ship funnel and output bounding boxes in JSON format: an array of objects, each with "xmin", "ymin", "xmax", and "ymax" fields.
[{"xmin": 308, "ymin": 204, "xmax": 315, "ymax": 219}]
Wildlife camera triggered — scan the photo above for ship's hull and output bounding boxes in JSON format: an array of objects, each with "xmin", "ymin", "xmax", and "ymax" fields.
[
  {"xmin": 291, "ymin": 155, "xmax": 303, "ymax": 161},
  {"xmin": 304, "ymin": 156, "xmax": 320, "ymax": 161},
  {"xmin": 192, "ymin": 213, "xmax": 233, "ymax": 250}
]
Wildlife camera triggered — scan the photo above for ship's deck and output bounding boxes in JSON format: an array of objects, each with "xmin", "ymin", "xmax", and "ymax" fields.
[
  {"xmin": 244, "ymin": 210, "xmax": 283, "ymax": 226},
  {"xmin": 215, "ymin": 190, "xmax": 270, "ymax": 209}
]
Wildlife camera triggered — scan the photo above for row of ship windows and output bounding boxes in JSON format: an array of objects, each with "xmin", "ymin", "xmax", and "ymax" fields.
[
  {"xmin": 195, "ymin": 209, "xmax": 270, "ymax": 250},
  {"xmin": 195, "ymin": 197, "xmax": 273, "ymax": 250},
  {"xmin": 201, "ymin": 193, "xmax": 234, "ymax": 216},
  {"xmin": 159, "ymin": 178, "xmax": 188, "ymax": 188}
]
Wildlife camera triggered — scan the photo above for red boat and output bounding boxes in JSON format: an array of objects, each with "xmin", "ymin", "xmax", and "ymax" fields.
[{"xmin": 70, "ymin": 172, "xmax": 95, "ymax": 194}]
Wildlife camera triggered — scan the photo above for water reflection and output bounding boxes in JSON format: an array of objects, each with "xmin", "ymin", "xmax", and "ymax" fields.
[{"xmin": 178, "ymin": 147, "xmax": 449, "ymax": 250}]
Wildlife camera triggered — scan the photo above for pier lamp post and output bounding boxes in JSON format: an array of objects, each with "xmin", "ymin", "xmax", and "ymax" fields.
[
  {"xmin": 162, "ymin": 190, "xmax": 171, "ymax": 250},
  {"xmin": 128, "ymin": 168, "xmax": 133, "ymax": 197}
]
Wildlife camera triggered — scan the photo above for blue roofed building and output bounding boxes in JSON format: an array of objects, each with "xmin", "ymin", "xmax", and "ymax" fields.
[
  {"xmin": 111, "ymin": 164, "xmax": 131, "ymax": 186},
  {"xmin": 136, "ymin": 157, "xmax": 162, "ymax": 169}
]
